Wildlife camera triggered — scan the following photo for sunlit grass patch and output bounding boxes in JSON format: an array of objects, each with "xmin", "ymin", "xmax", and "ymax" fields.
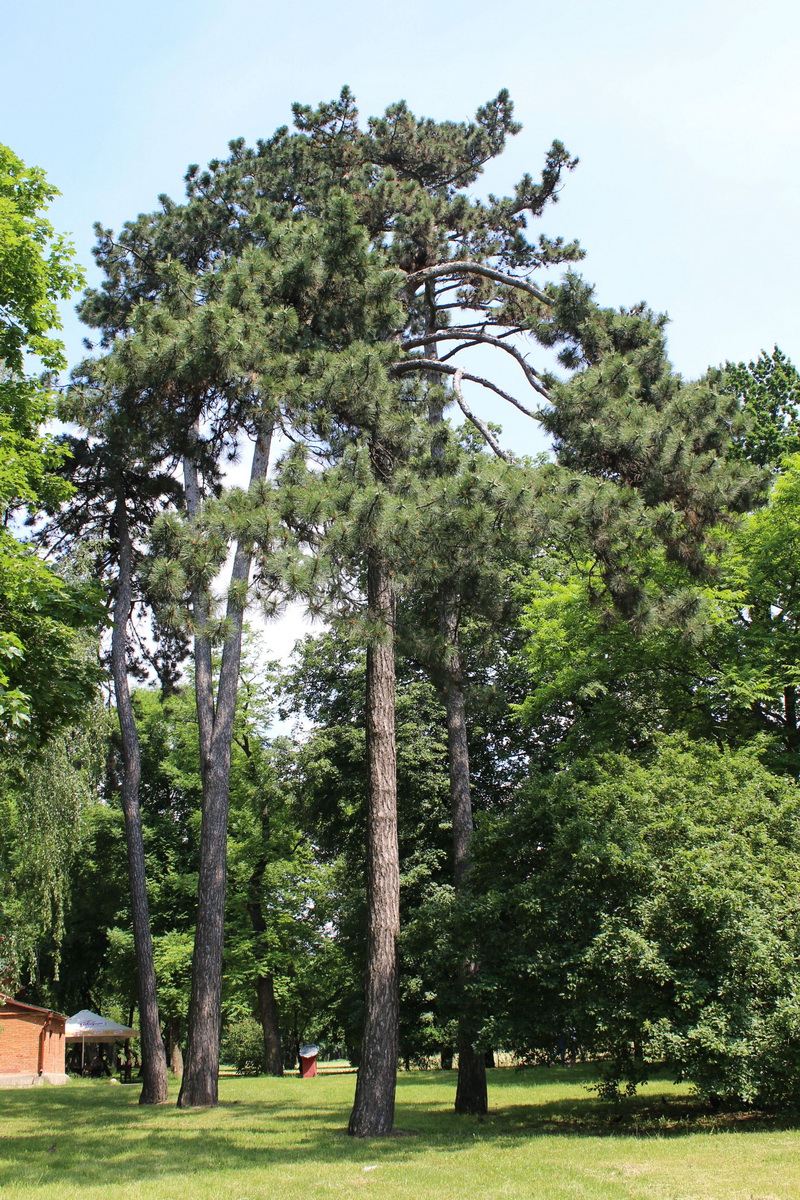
[{"xmin": 1, "ymin": 1066, "xmax": 799, "ymax": 1200}]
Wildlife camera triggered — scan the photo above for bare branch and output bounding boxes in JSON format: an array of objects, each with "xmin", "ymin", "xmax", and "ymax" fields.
[
  {"xmin": 450, "ymin": 368, "xmax": 512, "ymax": 462},
  {"xmin": 403, "ymin": 260, "xmax": 553, "ymax": 306},
  {"xmin": 402, "ymin": 330, "xmax": 551, "ymax": 398},
  {"xmin": 392, "ymin": 356, "xmax": 548, "ymax": 417}
]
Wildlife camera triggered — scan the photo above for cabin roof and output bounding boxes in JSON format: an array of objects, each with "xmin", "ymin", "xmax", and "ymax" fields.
[{"xmin": 0, "ymin": 993, "xmax": 67, "ymax": 1020}]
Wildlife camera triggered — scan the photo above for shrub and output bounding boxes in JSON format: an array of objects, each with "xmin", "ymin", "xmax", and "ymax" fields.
[
  {"xmin": 469, "ymin": 737, "xmax": 800, "ymax": 1106},
  {"xmin": 221, "ymin": 1017, "xmax": 264, "ymax": 1075}
]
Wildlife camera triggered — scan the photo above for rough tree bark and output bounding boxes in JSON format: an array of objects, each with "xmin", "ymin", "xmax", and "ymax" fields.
[
  {"xmin": 111, "ymin": 493, "xmax": 169, "ymax": 1105},
  {"xmin": 178, "ymin": 422, "xmax": 273, "ymax": 1108},
  {"xmin": 348, "ymin": 549, "xmax": 400, "ymax": 1137},
  {"xmin": 256, "ymin": 975, "xmax": 283, "ymax": 1075}
]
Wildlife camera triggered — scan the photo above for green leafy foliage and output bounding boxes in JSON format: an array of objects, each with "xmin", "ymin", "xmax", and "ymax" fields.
[
  {"xmin": 468, "ymin": 737, "xmax": 800, "ymax": 1105},
  {"xmin": 0, "ymin": 548, "xmax": 105, "ymax": 741},
  {"xmin": 221, "ymin": 1016, "xmax": 266, "ymax": 1074},
  {"xmin": 534, "ymin": 286, "xmax": 762, "ymax": 626},
  {"xmin": 0, "ymin": 710, "xmax": 108, "ymax": 992},
  {"xmin": 0, "ymin": 147, "xmax": 102, "ymax": 741},
  {"xmin": 512, "ymin": 546, "xmax": 741, "ymax": 760},
  {"xmin": 0, "ymin": 143, "xmax": 84, "ymax": 373},
  {"xmin": 720, "ymin": 456, "xmax": 800, "ymax": 772},
  {"xmin": 511, "ymin": 435, "xmax": 800, "ymax": 775}
]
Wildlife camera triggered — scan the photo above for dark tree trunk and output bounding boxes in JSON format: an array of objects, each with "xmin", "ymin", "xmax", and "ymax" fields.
[
  {"xmin": 178, "ymin": 423, "xmax": 273, "ymax": 1108},
  {"xmin": 292, "ymin": 1014, "xmax": 301, "ymax": 1072},
  {"xmin": 168, "ymin": 1017, "xmax": 184, "ymax": 1078},
  {"xmin": 111, "ymin": 495, "xmax": 169, "ymax": 1106},
  {"xmin": 456, "ymin": 1037, "xmax": 488, "ymax": 1114},
  {"xmin": 442, "ymin": 602, "xmax": 472, "ymax": 893},
  {"xmin": 348, "ymin": 552, "xmax": 400, "ymax": 1137},
  {"xmin": 245, "ymin": 799, "xmax": 284, "ymax": 1076},
  {"xmin": 441, "ymin": 597, "xmax": 488, "ymax": 1116},
  {"xmin": 176, "ymin": 730, "xmax": 231, "ymax": 1106},
  {"xmin": 256, "ymin": 974, "xmax": 283, "ymax": 1076},
  {"xmin": 422, "ymin": 291, "xmax": 487, "ymax": 1114}
]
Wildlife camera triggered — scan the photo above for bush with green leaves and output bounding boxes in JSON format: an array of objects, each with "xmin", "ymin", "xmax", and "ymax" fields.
[
  {"xmin": 468, "ymin": 737, "xmax": 800, "ymax": 1106},
  {"xmin": 221, "ymin": 1017, "xmax": 265, "ymax": 1075}
]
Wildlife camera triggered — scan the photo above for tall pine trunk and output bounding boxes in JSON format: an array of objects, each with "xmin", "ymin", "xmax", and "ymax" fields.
[
  {"xmin": 424, "ymin": 302, "xmax": 488, "ymax": 1115},
  {"xmin": 178, "ymin": 423, "xmax": 272, "ymax": 1108},
  {"xmin": 441, "ymin": 597, "xmax": 488, "ymax": 1116},
  {"xmin": 111, "ymin": 494, "xmax": 169, "ymax": 1105},
  {"xmin": 348, "ymin": 551, "xmax": 400, "ymax": 1137},
  {"xmin": 176, "ymin": 721, "xmax": 232, "ymax": 1105}
]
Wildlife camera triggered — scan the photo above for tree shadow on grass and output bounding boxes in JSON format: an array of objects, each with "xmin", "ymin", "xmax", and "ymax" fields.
[
  {"xmin": 392, "ymin": 1067, "xmax": 800, "ymax": 1141},
  {"xmin": 2, "ymin": 1068, "xmax": 800, "ymax": 1192}
]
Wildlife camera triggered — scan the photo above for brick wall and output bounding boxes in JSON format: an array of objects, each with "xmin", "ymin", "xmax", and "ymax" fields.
[
  {"xmin": 0, "ymin": 1007, "xmax": 66, "ymax": 1075},
  {"xmin": 41, "ymin": 1024, "xmax": 65, "ymax": 1073}
]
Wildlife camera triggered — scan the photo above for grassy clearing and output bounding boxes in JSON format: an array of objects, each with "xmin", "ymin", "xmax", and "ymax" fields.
[{"xmin": 1, "ymin": 1065, "xmax": 799, "ymax": 1200}]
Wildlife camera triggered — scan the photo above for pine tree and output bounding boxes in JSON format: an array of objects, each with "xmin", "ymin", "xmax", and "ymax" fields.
[
  {"xmin": 530, "ymin": 284, "xmax": 762, "ymax": 623},
  {"xmin": 79, "ymin": 190, "xmax": 404, "ymax": 1110},
  {"xmin": 200, "ymin": 89, "xmax": 581, "ymax": 1122},
  {"xmin": 721, "ymin": 346, "xmax": 800, "ymax": 468},
  {"xmin": 75, "ymin": 88, "xmax": 764, "ymax": 1129},
  {"xmin": 54, "ymin": 379, "xmax": 181, "ymax": 1105},
  {"xmin": 78, "ymin": 235, "xmax": 285, "ymax": 1107}
]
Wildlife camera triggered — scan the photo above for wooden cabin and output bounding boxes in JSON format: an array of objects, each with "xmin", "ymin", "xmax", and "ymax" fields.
[{"xmin": 0, "ymin": 994, "xmax": 69, "ymax": 1086}]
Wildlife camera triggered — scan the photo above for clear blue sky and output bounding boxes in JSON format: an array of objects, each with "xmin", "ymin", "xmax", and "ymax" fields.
[{"xmin": 4, "ymin": 0, "xmax": 797, "ymax": 651}]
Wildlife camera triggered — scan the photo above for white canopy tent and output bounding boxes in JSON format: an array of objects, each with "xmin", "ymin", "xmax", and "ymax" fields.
[{"xmin": 65, "ymin": 1010, "xmax": 137, "ymax": 1073}]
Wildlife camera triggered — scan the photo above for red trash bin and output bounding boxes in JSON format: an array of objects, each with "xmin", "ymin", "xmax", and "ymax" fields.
[{"xmin": 299, "ymin": 1045, "xmax": 319, "ymax": 1078}]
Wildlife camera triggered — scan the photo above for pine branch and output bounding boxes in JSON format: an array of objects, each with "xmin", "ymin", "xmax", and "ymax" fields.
[
  {"xmin": 392, "ymin": 357, "xmax": 546, "ymax": 417},
  {"xmin": 403, "ymin": 260, "xmax": 553, "ymax": 306},
  {"xmin": 108, "ymin": 236, "xmax": 152, "ymax": 270},
  {"xmin": 450, "ymin": 368, "xmax": 512, "ymax": 463},
  {"xmin": 401, "ymin": 330, "xmax": 551, "ymax": 398}
]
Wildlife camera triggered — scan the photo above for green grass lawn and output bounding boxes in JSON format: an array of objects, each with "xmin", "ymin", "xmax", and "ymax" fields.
[{"xmin": 1, "ymin": 1065, "xmax": 799, "ymax": 1200}]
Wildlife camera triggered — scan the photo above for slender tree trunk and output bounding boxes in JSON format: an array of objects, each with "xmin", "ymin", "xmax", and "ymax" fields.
[
  {"xmin": 424, "ymin": 273, "xmax": 487, "ymax": 1114},
  {"xmin": 442, "ymin": 602, "xmax": 472, "ymax": 894},
  {"xmin": 178, "ymin": 422, "xmax": 273, "ymax": 1108},
  {"xmin": 420, "ymin": 288, "xmax": 487, "ymax": 1113},
  {"xmin": 177, "ymin": 745, "xmax": 231, "ymax": 1106},
  {"xmin": 441, "ymin": 597, "xmax": 488, "ymax": 1116},
  {"xmin": 168, "ymin": 1018, "xmax": 184, "ymax": 1077},
  {"xmin": 292, "ymin": 1012, "xmax": 300, "ymax": 1071},
  {"xmin": 348, "ymin": 551, "xmax": 400, "ymax": 1137},
  {"xmin": 245, "ymin": 797, "xmax": 284, "ymax": 1076},
  {"xmin": 170, "ymin": 1042, "xmax": 184, "ymax": 1077},
  {"xmin": 111, "ymin": 494, "xmax": 169, "ymax": 1105}
]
